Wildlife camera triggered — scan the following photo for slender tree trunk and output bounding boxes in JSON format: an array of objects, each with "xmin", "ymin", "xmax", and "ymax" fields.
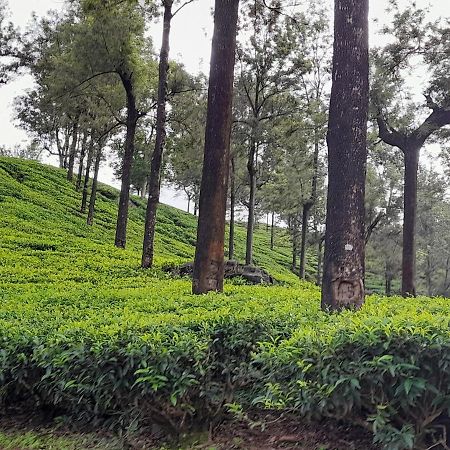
[
  {"xmin": 321, "ymin": 0, "xmax": 369, "ymax": 311},
  {"xmin": 55, "ymin": 129, "xmax": 65, "ymax": 169},
  {"xmin": 270, "ymin": 212, "xmax": 275, "ymax": 250},
  {"xmin": 63, "ymin": 129, "xmax": 70, "ymax": 169},
  {"xmin": 385, "ymin": 262, "xmax": 392, "ymax": 296},
  {"xmin": 401, "ymin": 147, "xmax": 419, "ymax": 297},
  {"xmin": 142, "ymin": 2, "xmax": 173, "ymax": 268},
  {"xmin": 192, "ymin": 0, "xmax": 240, "ymax": 294},
  {"xmin": 87, "ymin": 145, "xmax": 102, "ymax": 226},
  {"xmin": 245, "ymin": 139, "xmax": 257, "ymax": 265},
  {"xmin": 87, "ymin": 145, "xmax": 103, "ymax": 225},
  {"xmin": 67, "ymin": 117, "xmax": 80, "ymax": 181},
  {"xmin": 194, "ymin": 201, "xmax": 198, "ymax": 216},
  {"xmin": 81, "ymin": 139, "xmax": 94, "ymax": 214},
  {"xmin": 76, "ymin": 133, "xmax": 88, "ymax": 191},
  {"xmin": 299, "ymin": 202, "xmax": 312, "ymax": 279},
  {"xmin": 317, "ymin": 237, "xmax": 323, "ymax": 286},
  {"xmin": 228, "ymin": 156, "xmax": 236, "ymax": 260},
  {"xmin": 115, "ymin": 76, "xmax": 139, "ymax": 248}
]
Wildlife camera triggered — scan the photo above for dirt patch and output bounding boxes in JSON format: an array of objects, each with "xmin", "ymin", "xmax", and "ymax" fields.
[{"xmin": 0, "ymin": 411, "xmax": 378, "ymax": 450}]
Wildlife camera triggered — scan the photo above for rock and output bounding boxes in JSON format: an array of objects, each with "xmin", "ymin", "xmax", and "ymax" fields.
[{"xmin": 166, "ymin": 260, "xmax": 275, "ymax": 285}]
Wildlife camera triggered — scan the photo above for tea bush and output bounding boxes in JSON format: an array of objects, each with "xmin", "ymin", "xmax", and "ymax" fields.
[{"xmin": 1, "ymin": 158, "xmax": 450, "ymax": 450}]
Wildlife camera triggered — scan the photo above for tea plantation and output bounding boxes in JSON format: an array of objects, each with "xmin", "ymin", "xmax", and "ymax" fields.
[{"xmin": 1, "ymin": 157, "xmax": 450, "ymax": 450}]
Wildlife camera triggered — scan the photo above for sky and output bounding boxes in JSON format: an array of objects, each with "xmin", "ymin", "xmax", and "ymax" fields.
[{"xmin": 1, "ymin": 0, "xmax": 450, "ymax": 209}]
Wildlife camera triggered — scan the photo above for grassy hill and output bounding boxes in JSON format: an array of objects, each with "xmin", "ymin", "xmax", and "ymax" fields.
[
  {"xmin": 1, "ymin": 157, "xmax": 449, "ymax": 450},
  {"xmin": 0, "ymin": 157, "xmax": 305, "ymax": 287}
]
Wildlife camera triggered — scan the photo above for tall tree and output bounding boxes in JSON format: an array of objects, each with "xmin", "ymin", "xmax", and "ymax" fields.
[
  {"xmin": 321, "ymin": 0, "xmax": 369, "ymax": 311},
  {"xmin": 192, "ymin": 0, "xmax": 240, "ymax": 294},
  {"xmin": 234, "ymin": 2, "xmax": 308, "ymax": 265},
  {"xmin": 373, "ymin": 6, "xmax": 450, "ymax": 296}
]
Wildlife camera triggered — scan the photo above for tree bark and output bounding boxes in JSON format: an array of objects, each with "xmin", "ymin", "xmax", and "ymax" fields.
[
  {"xmin": 81, "ymin": 138, "xmax": 94, "ymax": 214},
  {"xmin": 321, "ymin": 0, "xmax": 369, "ymax": 311},
  {"xmin": 245, "ymin": 139, "xmax": 257, "ymax": 265},
  {"xmin": 87, "ymin": 145, "xmax": 102, "ymax": 226},
  {"xmin": 76, "ymin": 133, "xmax": 88, "ymax": 192},
  {"xmin": 385, "ymin": 262, "xmax": 393, "ymax": 296},
  {"xmin": 401, "ymin": 147, "xmax": 419, "ymax": 296},
  {"xmin": 192, "ymin": 0, "xmax": 239, "ymax": 294},
  {"xmin": 270, "ymin": 211, "xmax": 275, "ymax": 250},
  {"xmin": 299, "ymin": 202, "xmax": 312, "ymax": 279},
  {"xmin": 63, "ymin": 129, "xmax": 70, "ymax": 169},
  {"xmin": 142, "ymin": 1, "xmax": 173, "ymax": 268},
  {"xmin": 67, "ymin": 117, "xmax": 80, "ymax": 181},
  {"xmin": 115, "ymin": 75, "xmax": 139, "ymax": 248},
  {"xmin": 228, "ymin": 155, "xmax": 236, "ymax": 260},
  {"xmin": 317, "ymin": 236, "xmax": 323, "ymax": 286}
]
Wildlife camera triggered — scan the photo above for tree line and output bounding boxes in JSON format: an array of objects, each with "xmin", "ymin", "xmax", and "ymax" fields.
[{"xmin": 1, "ymin": 0, "xmax": 450, "ymax": 306}]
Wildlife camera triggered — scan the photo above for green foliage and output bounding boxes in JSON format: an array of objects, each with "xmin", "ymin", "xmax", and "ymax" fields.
[{"xmin": 1, "ymin": 158, "xmax": 449, "ymax": 450}]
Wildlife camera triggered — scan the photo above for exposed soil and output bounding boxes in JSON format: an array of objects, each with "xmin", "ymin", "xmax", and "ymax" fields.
[{"xmin": 0, "ymin": 410, "xmax": 378, "ymax": 450}]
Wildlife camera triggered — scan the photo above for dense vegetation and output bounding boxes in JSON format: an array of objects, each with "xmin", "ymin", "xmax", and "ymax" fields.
[{"xmin": 1, "ymin": 158, "xmax": 450, "ymax": 450}]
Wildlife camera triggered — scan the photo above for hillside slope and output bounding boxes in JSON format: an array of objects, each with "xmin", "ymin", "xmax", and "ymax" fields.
[{"xmin": 0, "ymin": 157, "xmax": 301, "ymax": 286}]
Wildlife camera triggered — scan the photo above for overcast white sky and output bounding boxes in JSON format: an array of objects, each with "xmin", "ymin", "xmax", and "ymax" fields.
[{"xmin": 1, "ymin": 0, "xmax": 449, "ymax": 209}]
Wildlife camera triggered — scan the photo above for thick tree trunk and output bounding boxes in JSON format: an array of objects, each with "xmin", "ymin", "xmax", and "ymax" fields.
[
  {"xmin": 245, "ymin": 140, "xmax": 257, "ymax": 265},
  {"xmin": 76, "ymin": 133, "xmax": 88, "ymax": 192},
  {"xmin": 87, "ymin": 146, "xmax": 102, "ymax": 226},
  {"xmin": 192, "ymin": 0, "xmax": 239, "ymax": 294},
  {"xmin": 115, "ymin": 76, "xmax": 139, "ymax": 248},
  {"xmin": 402, "ymin": 147, "xmax": 419, "ymax": 297},
  {"xmin": 67, "ymin": 117, "xmax": 80, "ymax": 181},
  {"xmin": 142, "ymin": 2, "xmax": 173, "ymax": 268},
  {"xmin": 81, "ymin": 139, "xmax": 94, "ymax": 214},
  {"xmin": 321, "ymin": 0, "xmax": 369, "ymax": 311},
  {"xmin": 270, "ymin": 212, "xmax": 275, "ymax": 250},
  {"xmin": 228, "ymin": 156, "xmax": 236, "ymax": 260}
]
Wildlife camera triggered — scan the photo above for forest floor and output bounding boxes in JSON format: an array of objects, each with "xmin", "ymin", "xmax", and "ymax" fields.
[{"xmin": 0, "ymin": 411, "xmax": 377, "ymax": 450}]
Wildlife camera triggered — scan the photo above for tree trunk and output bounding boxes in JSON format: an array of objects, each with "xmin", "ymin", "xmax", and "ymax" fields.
[
  {"xmin": 245, "ymin": 139, "xmax": 257, "ymax": 265},
  {"xmin": 55, "ymin": 129, "xmax": 65, "ymax": 169},
  {"xmin": 228, "ymin": 156, "xmax": 236, "ymax": 260},
  {"xmin": 76, "ymin": 133, "xmax": 88, "ymax": 192},
  {"xmin": 115, "ymin": 76, "xmax": 139, "ymax": 248},
  {"xmin": 192, "ymin": 0, "xmax": 240, "ymax": 294},
  {"xmin": 299, "ymin": 202, "xmax": 312, "ymax": 279},
  {"xmin": 63, "ymin": 129, "xmax": 70, "ymax": 169},
  {"xmin": 67, "ymin": 117, "xmax": 80, "ymax": 181},
  {"xmin": 401, "ymin": 147, "xmax": 419, "ymax": 297},
  {"xmin": 385, "ymin": 262, "xmax": 392, "ymax": 296},
  {"xmin": 317, "ymin": 237, "xmax": 323, "ymax": 286},
  {"xmin": 321, "ymin": 0, "xmax": 369, "ymax": 311},
  {"xmin": 87, "ymin": 145, "xmax": 102, "ymax": 226},
  {"xmin": 270, "ymin": 212, "xmax": 275, "ymax": 250},
  {"xmin": 142, "ymin": 1, "xmax": 173, "ymax": 268},
  {"xmin": 81, "ymin": 139, "xmax": 94, "ymax": 214}
]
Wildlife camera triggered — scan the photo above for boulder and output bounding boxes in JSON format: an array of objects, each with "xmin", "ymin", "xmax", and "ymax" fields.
[{"xmin": 167, "ymin": 260, "xmax": 275, "ymax": 285}]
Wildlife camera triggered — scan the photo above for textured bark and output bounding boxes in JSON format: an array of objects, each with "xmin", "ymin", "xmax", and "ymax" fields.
[
  {"xmin": 402, "ymin": 147, "xmax": 419, "ymax": 296},
  {"xmin": 228, "ymin": 156, "xmax": 236, "ymax": 260},
  {"xmin": 81, "ymin": 138, "xmax": 94, "ymax": 214},
  {"xmin": 87, "ymin": 145, "xmax": 102, "ymax": 226},
  {"xmin": 67, "ymin": 117, "xmax": 80, "ymax": 181},
  {"xmin": 321, "ymin": 0, "xmax": 369, "ymax": 311},
  {"xmin": 115, "ymin": 75, "xmax": 139, "ymax": 248},
  {"xmin": 142, "ymin": 1, "xmax": 173, "ymax": 268},
  {"xmin": 245, "ymin": 139, "xmax": 257, "ymax": 265},
  {"xmin": 192, "ymin": 0, "xmax": 239, "ymax": 294},
  {"xmin": 76, "ymin": 133, "xmax": 88, "ymax": 192}
]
